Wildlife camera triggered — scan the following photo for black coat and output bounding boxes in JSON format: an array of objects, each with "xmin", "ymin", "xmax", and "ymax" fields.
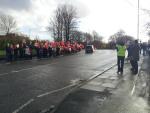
[
  {"xmin": 127, "ymin": 45, "xmax": 132, "ymax": 57},
  {"xmin": 130, "ymin": 44, "xmax": 140, "ymax": 61}
]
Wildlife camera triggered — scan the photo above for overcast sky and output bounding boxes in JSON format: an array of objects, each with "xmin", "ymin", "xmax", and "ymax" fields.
[{"xmin": 0, "ymin": 0, "xmax": 150, "ymax": 42}]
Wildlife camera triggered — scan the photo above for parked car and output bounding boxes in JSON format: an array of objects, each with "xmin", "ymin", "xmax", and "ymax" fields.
[{"xmin": 85, "ymin": 45, "xmax": 94, "ymax": 53}]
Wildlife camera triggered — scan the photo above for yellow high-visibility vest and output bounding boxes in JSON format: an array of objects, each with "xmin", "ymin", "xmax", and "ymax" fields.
[{"xmin": 116, "ymin": 45, "xmax": 126, "ymax": 57}]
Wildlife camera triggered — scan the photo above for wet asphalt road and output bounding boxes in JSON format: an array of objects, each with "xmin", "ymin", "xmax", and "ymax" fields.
[
  {"xmin": 0, "ymin": 50, "xmax": 117, "ymax": 113},
  {"xmin": 53, "ymin": 56, "xmax": 150, "ymax": 113}
]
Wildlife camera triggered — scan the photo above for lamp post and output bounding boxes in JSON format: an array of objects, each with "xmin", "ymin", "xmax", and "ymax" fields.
[{"xmin": 137, "ymin": 0, "xmax": 140, "ymax": 41}]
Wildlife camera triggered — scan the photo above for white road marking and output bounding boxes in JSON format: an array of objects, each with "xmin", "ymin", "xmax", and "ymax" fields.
[
  {"xmin": 0, "ymin": 62, "xmax": 58, "ymax": 77},
  {"xmin": 37, "ymin": 84, "xmax": 76, "ymax": 98},
  {"xmin": 11, "ymin": 83, "xmax": 76, "ymax": 113},
  {"xmin": 11, "ymin": 84, "xmax": 75, "ymax": 113},
  {"xmin": 5, "ymin": 62, "xmax": 11, "ymax": 64},
  {"xmin": 0, "ymin": 62, "xmax": 11, "ymax": 65},
  {"xmin": 130, "ymin": 55, "xmax": 143, "ymax": 96},
  {"xmin": 131, "ymin": 65, "xmax": 142, "ymax": 96},
  {"xmin": 12, "ymin": 99, "xmax": 34, "ymax": 113},
  {"xmin": 11, "ymin": 67, "xmax": 33, "ymax": 73},
  {"xmin": 38, "ymin": 64, "xmax": 117, "ymax": 98},
  {"xmin": 0, "ymin": 72, "xmax": 10, "ymax": 76},
  {"xmin": 10, "ymin": 63, "xmax": 117, "ymax": 112},
  {"xmin": 131, "ymin": 83, "xmax": 136, "ymax": 96},
  {"xmin": 11, "ymin": 70, "xmax": 19, "ymax": 73}
]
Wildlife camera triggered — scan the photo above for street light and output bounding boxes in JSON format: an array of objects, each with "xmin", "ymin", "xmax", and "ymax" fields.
[{"xmin": 137, "ymin": 0, "xmax": 140, "ymax": 41}]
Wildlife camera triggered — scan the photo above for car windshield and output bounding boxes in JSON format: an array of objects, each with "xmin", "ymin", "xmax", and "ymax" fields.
[{"xmin": 0, "ymin": 0, "xmax": 150, "ymax": 113}]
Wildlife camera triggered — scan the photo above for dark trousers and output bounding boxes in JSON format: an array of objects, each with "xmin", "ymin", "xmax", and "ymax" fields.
[
  {"xmin": 143, "ymin": 49, "xmax": 146, "ymax": 56},
  {"xmin": 43, "ymin": 49, "xmax": 48, "ymax": 58},
  {"xmin": 48, "ymin": 50, "xmax": 52, "ymax": 57},
  {"xmin": 19, "ymin": 50, "xmax": 23, "ymax": 59},
  {"xmin": 117, "ymin": 56, "xmax": 125, "ymax": 73},
  {"xmin": 6, "ymin": 54, "xmax": 12, "ymax": 62},
  {"xmin": 130, "ymin": 60, "xmax": 138, "ymax": 74},
  {"xmin": 36, "ymin": 48, "xmax": 40, "ymax": 58},
  {"xmin": 14, "ymin": 51, "xmax": 18, "ymax": 60},
  {"xmin": 56, "ymin": 48, "xmax": 60, "ymax": 56}
]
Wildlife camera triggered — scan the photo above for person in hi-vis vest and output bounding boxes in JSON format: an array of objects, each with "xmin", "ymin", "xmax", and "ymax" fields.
[{"xmin": 116, "ymin": 41, "xmax": 126, "ymax": 75}]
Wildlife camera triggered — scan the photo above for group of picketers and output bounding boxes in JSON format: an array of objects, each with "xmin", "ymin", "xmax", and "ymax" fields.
[
  {"xmin": 5, "ymin": 41, "xmax": 84, "ymax": 62},
  {"xmin": 139, "ymin": 42, "xmax": 150, "ymax": 56},
  {"xmin": 116, "ymin": 40, "xmax": 150, "ymax": 75}
]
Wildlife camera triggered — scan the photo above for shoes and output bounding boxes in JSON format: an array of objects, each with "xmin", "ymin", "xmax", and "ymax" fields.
[
  {"xmin": 117, "ymin": 71, "xmax": 123, "ymax": 76},
  {"xmin": 131, "ymin": 69, "xmax": 138, "ymax": 75},
  {"xmin": 117, "ymin": 71, "xmax": 120, "ymax": 75},
  {"xmin": 130, "ymin": 68, "xmax": 134, "ymax": 71},
  {"xmin": 120, "ymin": 72, "xmax": 123, "ymax": 75},
  {"xmin": 132, "ymin": 71, "xmax": 138, "ymax": 75}
]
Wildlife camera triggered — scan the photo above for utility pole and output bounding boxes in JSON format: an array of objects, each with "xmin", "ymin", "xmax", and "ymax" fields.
[{"xmin": 137, "ymin": 0, "xmax": 140, "ymax": 41}]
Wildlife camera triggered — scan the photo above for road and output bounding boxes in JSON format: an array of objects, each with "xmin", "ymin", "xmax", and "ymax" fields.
[
  {"xmin": 0, "ymin": 50, "xmax": 117, "ymax": 113},
  {"xmin": 53, "ymin": 55, "xmax": 150, "ymax": 113}
]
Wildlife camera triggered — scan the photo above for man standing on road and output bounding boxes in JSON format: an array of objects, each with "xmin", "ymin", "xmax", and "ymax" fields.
[
  {"xmin": 130, "ymin": 40, "xmax": 140, "ymax": 75},
  {"xmin": 116, "ymin": 41, "xmax": 126, "ymax": 75}
]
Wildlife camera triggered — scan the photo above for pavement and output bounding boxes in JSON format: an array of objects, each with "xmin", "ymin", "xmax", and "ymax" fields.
[{"xmin": 52, "ymin": 56, "xmax": 150, "ymax": 113}]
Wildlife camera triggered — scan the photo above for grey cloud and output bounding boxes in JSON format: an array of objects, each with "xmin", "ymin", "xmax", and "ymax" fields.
[{"xmin": 0, "ymin": 0, "xmax": 32, "ymax": 10}]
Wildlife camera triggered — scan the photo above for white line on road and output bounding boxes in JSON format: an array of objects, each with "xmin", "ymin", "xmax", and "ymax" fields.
[
  {"xmin": 131, "ymin": 65, "xmax": 142, "ymax": 96},
  {"xmin": 11, "ymin": 63, "xmax": 117, "ymax": 113},
  {"xmin": 131, "ymin": 83, "xmax": 136, "ymax": 96},
  {"xmin": 38, "ymin": 64, "xmax": 117, "ymax": 98},
  {"xmin": 11, "ymin": 84, "xmax": 76, "ymax": 113},
  {"xmin": 12, "ymin": 99, "xmax": 34, "ymax": 113},
  {"xmin": 37, "ymin": 84, "xmax": 76, "ymax": 98},
  {"xmin": 0, "ymin": 62, "xmax": 58, "ymax": 77},
  {"xmin": 11, "ymin": 67, "xmax": 34, "ymax": 73},
  {"xmin": 0, "ymin": 72, "xmax": 10, "ymax": 76},
  {"xmin": 131, "ymin": 57, "xmax": 143, "ymax": 96},
  {"xmin": 11, "ymin": 84, "xmax": 73, "ymax": 113},
  {"xmin": 131, "ymin": 72, "xmax": 140, "ymax": 96}
]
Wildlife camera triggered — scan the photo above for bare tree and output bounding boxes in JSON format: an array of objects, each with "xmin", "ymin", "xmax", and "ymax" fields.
[
  {"xmin": 92, "ymin": 30, "xmax": 103, "ymax": 41},
  {"xmin": 83, "ymin": 32, "xmax": 93, "ymax": 44},
  {"xmin": 62, "ymin": 4, "xmax": 78, "ymax": 41},
  {"xmin": 109, "ymin": 30, "xmax": 125, "ymax": 41},
  {"xmin": 109, "ymin": 30, "xmax": 134, "ymax": 44},
  {"xmin": 71, "ymin": 30, "xmax": 85, "ymax": 42},
  {"xmin": 47, "ymin": 18, "xmax": 58, "ymax": 41},
  {"xmin": 48, "ymin": 4, "xmax": 78, "ymax": 42},
  {"xmin": 52, "ymin": 7, "xmax": 64, "ymax": 41},
  {"xmin": 0, "ymin": 14, "xmax": 17, "ymax": 34}
]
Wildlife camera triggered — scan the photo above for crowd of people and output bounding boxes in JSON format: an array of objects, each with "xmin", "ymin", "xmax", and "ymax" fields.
[
  {"xmin": 5, "ymin": 41, "xmax": 84, "ymax": 62},
  {"xmin": 116, "ymin": 40, "xmax": 150, "ymax": 76},
  {"xmin": 139, "ymin": 42, "xmax": 150, "ymax": 56}
]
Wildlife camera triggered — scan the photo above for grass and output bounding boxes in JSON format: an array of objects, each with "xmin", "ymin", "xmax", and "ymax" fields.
[
  {"xmin": 0, "ymin": 50, "xmax": 5, "ymax": 59},
  {"xmin": 0, "ymin": 50, "xmax": 5, "ymax": 56}
]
